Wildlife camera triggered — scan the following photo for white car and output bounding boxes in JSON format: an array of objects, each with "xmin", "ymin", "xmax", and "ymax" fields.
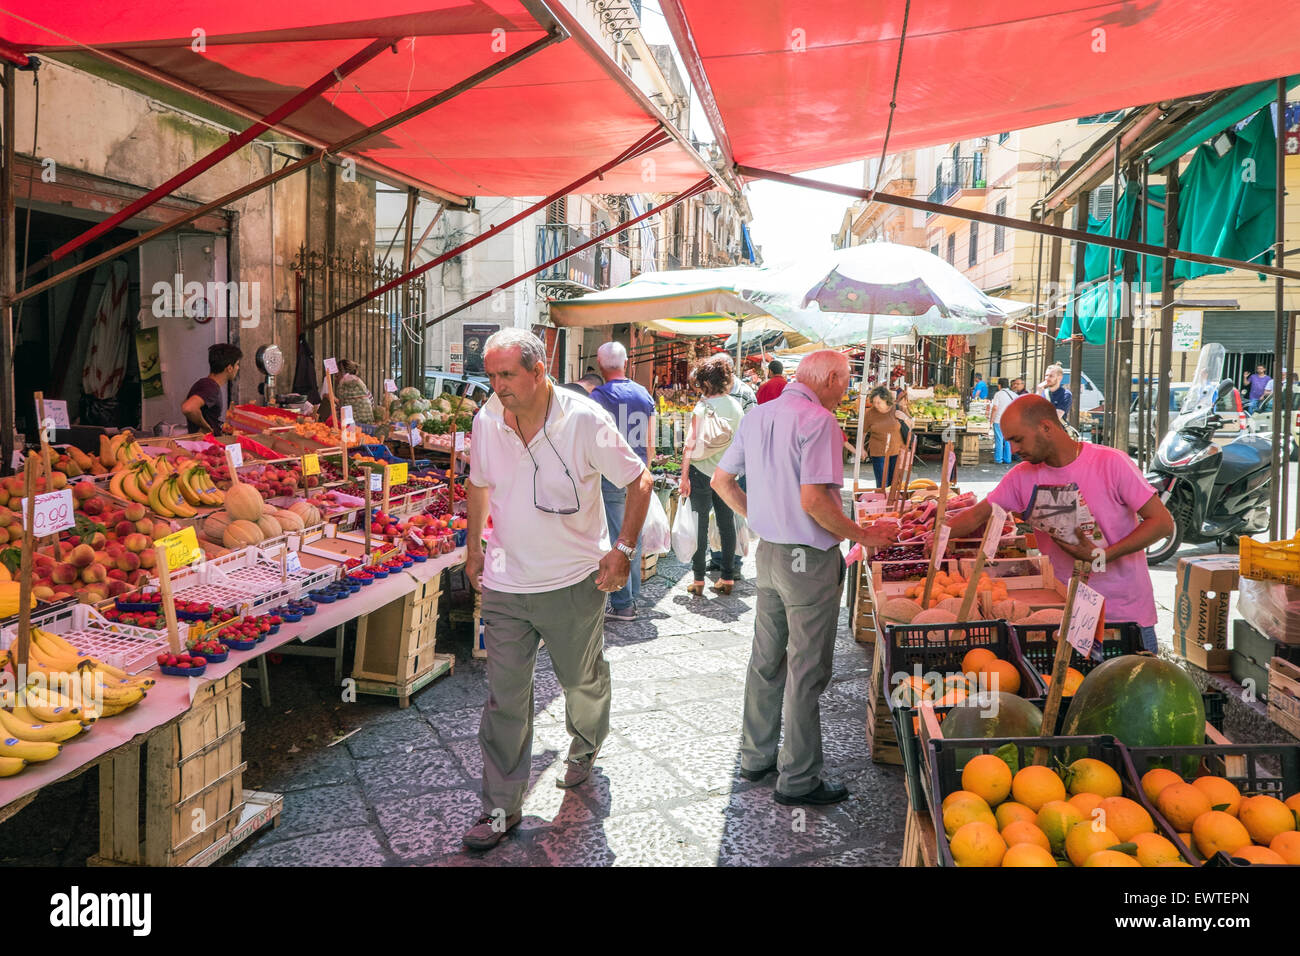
[{"xmin": 1053, "ymin": 368, "xmax": 1104, "ymax": 419}]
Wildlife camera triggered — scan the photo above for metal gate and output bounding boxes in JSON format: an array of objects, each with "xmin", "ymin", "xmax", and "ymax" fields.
[{"xmin": 294, "ymin": 246, "xmax": 426, "ymax": 391}]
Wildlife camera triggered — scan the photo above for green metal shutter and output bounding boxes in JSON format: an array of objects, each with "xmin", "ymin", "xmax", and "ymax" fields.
[{"xmin": 1201, "ymin": 311, "xmax": 1276, "ymax": 352}]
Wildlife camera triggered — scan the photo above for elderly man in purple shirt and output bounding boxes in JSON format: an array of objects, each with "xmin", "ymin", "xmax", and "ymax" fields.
[{"xmin": 711, "ymin": 350, "xmax": 897, "ymax": 806}]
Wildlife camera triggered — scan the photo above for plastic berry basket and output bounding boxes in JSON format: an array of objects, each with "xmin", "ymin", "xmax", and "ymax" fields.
[
  {"xmin": 308, "ymin": 590, "xmax": 337, "ymax": 604},
  {"xmin": 160, "ymin": 663, "xmax": 207, "ymax": 677},
  {"xmin": 115, "ymin": 599, "xmax": 162, "ymax": 613},
  {"xmin": 408, "ymin": 552, "xmax": 428, "ymax": 563},
  {"xmin": 223, "ymin": 635, "xmax": 258, "ymax": 651},
  {"xmin": 191, "ymin": 648, "xmax": 229, "ymax": 664}
]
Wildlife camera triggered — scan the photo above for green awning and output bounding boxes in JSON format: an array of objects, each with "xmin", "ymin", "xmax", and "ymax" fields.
[{"xmin": 1145, "ymin": 76, "xmax": 1300, "ymax": 171}]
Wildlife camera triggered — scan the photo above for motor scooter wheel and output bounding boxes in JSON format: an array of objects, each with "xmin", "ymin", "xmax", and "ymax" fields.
[{"xmin": 1146, "ymin": 507, "xmax": 1185, "ymax": 566}]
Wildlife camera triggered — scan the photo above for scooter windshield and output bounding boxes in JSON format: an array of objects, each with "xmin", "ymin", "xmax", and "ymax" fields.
[{"xmin": 1171, "ymin": 343, "xmax": 1226, "ymax": 431}]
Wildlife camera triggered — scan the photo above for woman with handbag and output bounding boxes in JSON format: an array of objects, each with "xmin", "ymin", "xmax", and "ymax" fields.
[{"xmin": 679, "ymin": 354, "xmax": 743, "ymax": 595}]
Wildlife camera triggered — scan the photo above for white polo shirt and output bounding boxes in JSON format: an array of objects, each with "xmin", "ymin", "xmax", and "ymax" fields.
[{"xmin": 469, "ymin": 384, "xmax": 646, "ymax": 593}]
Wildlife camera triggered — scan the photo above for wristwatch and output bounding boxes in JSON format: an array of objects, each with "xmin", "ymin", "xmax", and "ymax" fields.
[{"xmin": 614, "ymin": 539, "xmax": 635, "ymax": 558}]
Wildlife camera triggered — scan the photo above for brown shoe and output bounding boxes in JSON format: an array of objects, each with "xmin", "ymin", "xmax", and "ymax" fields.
[
  {"xmin": 711, "ymin": 580, "xmax": 734, "ymax": 595},
  {"xmin": 685, "ymin": 580, "xmax": 706, "ymax": 596},
  {"xmin": 462, "ymin": 811, "xmax": 522, "ymax": 850},
  {"xmin": 556, "ymin": 748, "xmax": 600, "ymax": 789}
]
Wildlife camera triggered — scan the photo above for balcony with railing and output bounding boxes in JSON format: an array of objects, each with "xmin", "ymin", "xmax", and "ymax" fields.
[
  {"xmin": 536, "ymin": 224, "xmax": 606, "ymax": 290},
  {"xmin": 926, "ymin": 155, "xmax": 987, "ymax": 210}
]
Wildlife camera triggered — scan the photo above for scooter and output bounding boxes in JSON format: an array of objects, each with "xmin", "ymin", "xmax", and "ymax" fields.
[{"xmin": 1145, "ymin": 345, "xmax": 1272, "ymax": 565}]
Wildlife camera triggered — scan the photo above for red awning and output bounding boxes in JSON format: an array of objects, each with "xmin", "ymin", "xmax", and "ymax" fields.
[
  {"xmin": 0, "ymin": 1, "xmax": 711, "ymax": 201},
  {"xmin": 660, "ymin": 0, "xmax": 1300, "ymax": 173}
]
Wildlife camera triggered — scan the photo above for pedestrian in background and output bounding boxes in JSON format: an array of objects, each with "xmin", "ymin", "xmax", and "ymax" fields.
[
  {"xmin": 1038, "ymin": 363, "xmax": 1072, "ymax": 422},
  {"xmin": 970, "ymin": 372, "xmax": 988, "ymax": 401},
  {"xmin": 711, "ymin": 349, "xmax": 898, "ymax": 805},
  {"xmin": 991, "ymin": 377, "xmax": 1017, "ymax": 464},
  {"xmin": 860, "ymin": 385, "xmax": 903, "ymax": 489},
  {"xmin": 679, "ymin": 354, "xmax": 743, "ymax": 596},
  {"xmin": 462, "ymin": 329, "xmax": 653, "ymax": 851},
  {"xmin": 1245, "ymin": 364, "xmax": 1273, "ymax": 413},
  {"xmin": 756, "ymin": 359, "xmax": 787, "ymax": 404},
  {"xmin": 589, "ymin": 341, "xmax": 656, "ymax": 622}
]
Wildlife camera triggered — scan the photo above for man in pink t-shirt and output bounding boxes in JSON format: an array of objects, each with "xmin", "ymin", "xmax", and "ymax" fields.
[{"xmin": 948, "ymin": 396, "xmax": 1175, "ymax": 652}]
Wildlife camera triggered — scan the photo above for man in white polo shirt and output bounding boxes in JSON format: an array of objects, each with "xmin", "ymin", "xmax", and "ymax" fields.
[{"xmin": 462, "ymin": 329, "xmax": 652, "ymax": 851}]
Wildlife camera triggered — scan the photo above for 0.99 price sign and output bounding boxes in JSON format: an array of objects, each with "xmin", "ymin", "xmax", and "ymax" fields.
[{"xmin": 18, "ymin": 489, "xmax": 76, "ymax": 537}]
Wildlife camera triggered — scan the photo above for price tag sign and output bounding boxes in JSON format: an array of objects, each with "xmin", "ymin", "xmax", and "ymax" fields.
[
  {"xmin": 387, "ymin": 462, "xmax": 407, "ymax": 486},
  {"xmin": 933, "ymin": 525, "xmax": 952, "ymax": 563},
  {"xmin": 18, "ymin": 489, "xmax": 76, "ymax": 536},
  {"xmin": 981, "ymin": 503, "xmax": 1008, "ymax": 561},
  {"xmin": 324, "ymin": 357, "xmax": 339, "ymax": 375},
  {"xmin": 408, "ymin": 527, "xmax": 425, "ymax": 547},
  {"xmin": 1065, "ymin": 581, "xmax": 1106, "ymax": 659},
  {"xmin": 38, "ymin": 399, "xmax": 70, "ymax": 431},
  {"xmin": 340, "ymin": 405, "xmax": 355, "ymax": 427},
  {"xmin": 11, "ymin": 450, "xmax": 25, "ymax": 471},
  {"xmin": 285, "ymin": 551, "xmax": 303, "ymax": 575},
  {"xmin": 154, "ymin": 526, "xmax": 203, "ymax": 571},
  {"xmin": 226, "ymin": 443, "xmax": 244, "ymax": 468},
  {"xmin": 845, "ymin": 543, "xmax": 864, "ymax": 565},
  {"xmin": 369, "ymin": 470, "xmax": 383, "ymax": 492},
  {"xmin": 454, "ymin": 432, "xmax": 466, "ymax": 452},
  {"xmin": 302, "ymin": 453, "xmax": 320, "ymax": 476},
  {"xmin": 384, "ymin": 378, "xmax": 397, "ymax": 393},
  {"xmin": 944, "ymin": 447, "xmax": 956, "ymax": 480}
]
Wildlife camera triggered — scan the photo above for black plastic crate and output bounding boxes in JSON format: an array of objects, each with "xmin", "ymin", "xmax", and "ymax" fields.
[
  {"xmin": 926, "ymin": 733, "xmax": 1191, "ymax": 867},
  {"xmin": 1012, "ymin": 621, "xmax": 1144, "ymax": 678},
  {"xmin": 883, "ymin": 619, "xmax": 1048, "ymax": 811},
  {"xmin": 1121, "ymin": 742, "xmax": 1300, "ymax": 867}
]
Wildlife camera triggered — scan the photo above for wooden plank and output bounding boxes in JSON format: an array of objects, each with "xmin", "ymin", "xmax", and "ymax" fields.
[
  {"xmin": 111, "ymin": 749, "xmax": 140, "ymax": 865},
  {"xmin": 1267, "ymin": 657, "xmax": 1300, "ymax": 740}
]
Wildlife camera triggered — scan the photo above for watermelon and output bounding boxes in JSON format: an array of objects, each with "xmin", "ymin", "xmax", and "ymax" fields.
[
  {"xmin": 1062, "ymin": 655, "xmax": 1204, "ymax": 773},
  {"xmin": 941, "ymin": 693, "xmax": 1042, "ymax": 768}
]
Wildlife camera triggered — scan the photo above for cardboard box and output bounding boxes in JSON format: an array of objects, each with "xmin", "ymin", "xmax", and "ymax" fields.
[{"xmin": 1173, "ymin": 554, "xmax": 1239, "ymax": 670}]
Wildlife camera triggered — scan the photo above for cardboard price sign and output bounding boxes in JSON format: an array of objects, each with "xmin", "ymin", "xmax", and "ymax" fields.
[
  {"xmin": 981, "ymin": 503, "xmax": 1008, "ymax": 560},
  {"xmin": 302, "ymin": 453, "xmax": 320, "ymax": 476},
  {"xmin": 226, "ymin": 442, "xmax": 244, "ymax": 468},
  {"xmin": 1066, "ymin": 581, "xmax": 1106, "ymax": 659},
  {"xmin": 933, "ymin": 525, "xmax": 952, "ymax": 563},
  {"xmin": 285, "ymin": 551, "xmax": 303, "ymax": 575},
  {"xmin": 369, "ymin": 470, "xmax": 383, "ymax": 492},
  {"xmin": 38, "ymin": 398, "xmax": 70, "ymax": 430},
  {"xmin": 454, "ymin": 432, "xmax": 466, "ymax": 452},
  {"xmin": 384, "ymin": 378, "xmax": 398, "ymax": 393},
  {"xmin": 18, "ymin": 489, "xmax": 76, "ymax": 536},
  {"xmin": 387, "ymin": 462, "xmax": 408, "ymax": 486},
  {"xmin": 324, "ymin": 357, "xmax": 339, "ymax": 375},
  {"xmin": 154, "ymin": 526, "xmax": 203, "ymax": 572},
  {"xmin": 340, "ymin": 405, "xmax": 355, "ymax": 427}
]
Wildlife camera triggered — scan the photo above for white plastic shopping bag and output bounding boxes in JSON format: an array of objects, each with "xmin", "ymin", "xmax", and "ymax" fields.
[
  {"xmin": 671, "ymin": 495, "xmax": 697, "ymax": 563},
  {"xmin": 642, "ymin": 493, "xmax": 672, "ymax": 556},
  {"xmin": 708, "ymin": 510, "xmax": 751, "ymax": 557}
]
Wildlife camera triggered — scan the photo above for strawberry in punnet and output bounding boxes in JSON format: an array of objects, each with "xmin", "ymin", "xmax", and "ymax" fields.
[
  {"xmin": 191, "ymin": 656, "xmax": 206, "ymax": 666},
  {"xmin": 156, "ymin": 653, "xmax": 170, "ymax": 666}
]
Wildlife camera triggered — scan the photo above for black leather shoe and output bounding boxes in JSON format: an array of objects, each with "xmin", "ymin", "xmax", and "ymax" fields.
[
  {"xmin": 738, "ymin": 763, "xmax": 776, "ymax": 782},
  {"xmin": 773, "ymin": 780, "xmax": 849, "ymax": 806}
]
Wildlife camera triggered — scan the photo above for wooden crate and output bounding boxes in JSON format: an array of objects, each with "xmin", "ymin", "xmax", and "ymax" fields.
[
  {"xmin": 958, "ymin": 433, "xmax": 980, "ymax": 466},
  {"xmin": 641, "ymin": 550, "xmax": 659, "ymax": 580},
  {"xmin": 866, "ymin": 638, "xmax": 902, "ymax": 765},
  {"xmin": 899, "ymin": 803, "xmax": 938, "ymax": 867},
  {"xmin": 850, "ymin": 561, "xmax": 878, "ymax": 645},
  {"xmin": 94, "ymin": 671, "xmax": 248, "ymax": 866},
  {"xmin": 1268, "ymin": 657, "xmax": 1300, "ymax": 740},
  {"xmin": 353, "ymin": 575, "xmax": 456, "ymax": 705}
]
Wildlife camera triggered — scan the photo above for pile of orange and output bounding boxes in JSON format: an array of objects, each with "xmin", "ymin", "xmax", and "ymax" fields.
[
  {"xmin": 942, "ymin": 755, "xmax": 1192, "ymax": 867},
  {"xmin": 1141, "ymin": 767, "xmax": 1300, "ymax": 865},
  {"xmin": 894, "ymin": 646, "xmax": 1024, "ymax": 721},
  {"xmin": 902, "ymin": 570, "xmax": 1010, "ymax": 610}
]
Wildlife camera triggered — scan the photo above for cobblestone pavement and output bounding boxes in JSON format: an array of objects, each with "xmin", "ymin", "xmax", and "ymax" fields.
[{"xmin": 217, "ymin": 549, "xmax": 908, "ymax": 867}]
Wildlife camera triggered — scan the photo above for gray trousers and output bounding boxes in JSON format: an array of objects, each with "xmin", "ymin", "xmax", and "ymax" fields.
[
  {"xmin": 741, "ymin": 540, "xmax": 845, "ymax": 797},
  {"xmin": 478, "ymin": 571, "xmax": 610, "ymax": 816}
]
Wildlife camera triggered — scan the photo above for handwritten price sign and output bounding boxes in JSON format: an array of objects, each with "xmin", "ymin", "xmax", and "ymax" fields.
[
  {"xmin": 285, "ymin": 551, "xmax": 303, "ymax": 575},
  {"xmin": 387, "ymin": 462, "xmax": 407, "ymax": 486},
  {"xmin": 340, "ymin": 405, "xmax": 355, "ymax": 427},
  {"xmin": 384, "ymin": 378, "xmax": 397, "ymax": 394},
  {"xmin": 18, "ymin": 489, "xmax": 76, "ymax": 536},
  {"xmin": 154, "ymin": 526, "xmax": 203, "ymax": 572},
  {"xmin": 981, "ymin": 503, "xmax": 1008, "ymax": 561},
  {"xmin": 369, "ymin": 470, "xmax": 383, "ymax": 492},
  {"xmin": 302, "ymin": 453, "xmax": 320, "ymax": 476},
  {"xmin": 1066, "ymin": 581, "xmax": 1106, "ymax": 659},
  {"xmin": 323, "ymin": 357, "xmax": 339, "ymax": 375},
  {"xmin": 225, "ymin": 443, "xmax": 244, "ymax": 468},
  {"xmin": 933, "ymin": 525, "xmax": 952, "ymax": 562}
]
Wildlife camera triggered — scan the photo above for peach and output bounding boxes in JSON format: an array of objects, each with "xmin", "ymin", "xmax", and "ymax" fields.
[
  {"xmin": 124, "ymin": 503, "xmax": 147, "ymax": 522},
  {"xmin": 107, "ymin": 569, "xmax": 127, "ymax": 582},
  {"xmin": 31, "ymin": 585, "xmax": 55, "ymax": 601},
  {"xmin": 124, "ymin": 533, "xmax": 149, "ymax": 554},
  {"xmin": 48, "ymin": 471, "xmax": 68, "ymax": 490},
  {"xmin": 80, "ymin": 563, "xmax": 107, "ymax": 585},
  {"xmin": 114, "ymin": 521, "xmax": 136, "ymax": 539},
  {"xmin": 151, "ymin": 520, "xmax": 172, "ymax": 539},
  {"xmin": 80, "ymin": 497, "xmax": 104, "ymax": 517},
  {"xmin": 135, "ymin": 519, "xmax": 153, "ymax": 534},
  {"xmin": 51, "ymin": 563, "xmax": 79, "ymax": 585},
  {"xmin": 106, "ymin": 580, "xmax": 130, "ymax": 597},
  {"xmin": 80, "ymin": 589, "xmax": 105, "ymax": 605},
  {"xmin": 89, "ymin": 532, "xmax": 106, "ymax": 549},
  {"xmin": 0, "ymin": 509, "xmax": 11, "ymax": 528},
  {"xmin": 139, "ymin": 550, "xmax": 156, "ymax": 570},
  {"xmin": 72, "ymin": 482, "xmax": 96, "ymax": 501},
  {"xmin": 69, "ymin": 544, "xmax": 96, "ymax": 569},
  {"xmin": 115, "ymin": 553, "xmax": 140, "ymax": 573}
]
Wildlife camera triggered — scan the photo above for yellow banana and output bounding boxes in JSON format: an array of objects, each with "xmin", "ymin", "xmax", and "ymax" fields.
[
  {"xmin": 34, "ymin": 632, "xmax": 152, "ymax": 687},
  {"xmin": 0, "ymin": 707, "xmax": 85, "ymax": 743},
  {"xmin": 19, "ymin": 686, "xmax": 82, "ymax": 722},
  {"xmin": 147, "ymin": 474, "xmax": 175, "ymax": 518},
  {"xmin": 107, "ymin": 433, "xmax": 127, "ymax": 464},
  {"xmin": 11, "ymin": 704, "xmax": 91, "ymax": 728},
  {"xmin": 122, "ymin": 468, "xmax": 150, "ymax": 505},
  {"xmin": 177, "ymin": 467, "xmax": 204, "ymax": 507},
  {"xmin": 164, "ymin": 477, "xmax": 196, "ymax": 518},
  {"xmin": 109, "ymin": 469, "xmax": 127, "ymax": 500},
  {"xmin": 0, "ymin": 757, "xmax": 26, "ymax": 777},
  {"xmin": 0, "ymin": 733, "xmax": 60, "ymax": 762}
]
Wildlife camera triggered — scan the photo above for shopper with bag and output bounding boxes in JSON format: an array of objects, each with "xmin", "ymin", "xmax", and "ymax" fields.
[
  {"xmin": 679, "ymin": 354, "xmax": 743, "ymax": 595},
  {"xmin": 711, "ymin": 350, "xmax": 899, "ymax": 806}
]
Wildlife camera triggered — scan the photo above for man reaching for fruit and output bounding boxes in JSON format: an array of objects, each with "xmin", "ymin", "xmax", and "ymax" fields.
[
  {"xmin": 462, "ymin": 329, "xmax": 653, "ymax": 851},
  {"xmin": 947, "ymin": 395, "xmax": 1174, "ymax": 653}
]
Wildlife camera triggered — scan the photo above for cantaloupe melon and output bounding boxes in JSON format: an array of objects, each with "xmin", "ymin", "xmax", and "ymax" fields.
[
  {"xmin": 1020, "ymin": 608, "xmax": 1064, "ymax": 626},
  {"xmin": 270, "ymin": 507, "xmax": 305, "ymax": 533},
  {"xmin": 202, "ymin": 511, "xmax": 233, "ymax": 543},
  {"xmin": 224, "ymin": 481, "xmax": 264, "ymax": 521},
  {"xmin": 223, "ymin": 519, "xmax": 264, "ymax": 548},
  {"xmin": 881, "ymin": 597, "xmax": 923, "ymax": 623},
  {"xmin": 255, "ymin": 515, "xmax": 282, "ymax": 540},
  {"xmin": 288, "ymin": 501, "xmax": 322, "ymax": 527}
]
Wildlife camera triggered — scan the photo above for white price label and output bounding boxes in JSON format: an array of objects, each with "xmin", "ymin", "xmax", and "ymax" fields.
[
  {"xmin": 1065, "ymin": 581, "xmax": 1105, "ymax": 659},
  {"xmin": 981, "ymin": 503, "xmax": 1008, "ymax": 561},
  {"xmin": 369, "ymin": 470, "xmax": 383, "ymax": 492},
  {"xmin": 18, "ymin": 489, "xmax": 77, "ymax": 536},
  {"xmin": 226, "ymin": 443, "xmax": 244, "ymax": 468},
  {"xmin": 324, "ymin": 357, "xmax": 338, "ymax": 375},
  {"xmin": 10, "ymin": 450, "xmax": 24, "ymax": 471},
  {"xmin": 454, "ymin": 432, "xmax": 466, "ymax": 452},
  {"xmin": 944, "ymin": 448, "xmax": 956, "ymax": 480},
  {"xmin": 38, "ymin": 399, "xmax": 70, "ymax": 431},
  {"xmin": 933, "ymin": 525, "xmax": 952, "ymax": 563},
  {"xmin": 285, "ymin": 552, "xmax": 303, "ymax": 574},
  {"xmin": 384, "ymin": 378, "xmax": 398, "ymax": 393},
  {"xmin": 341, "ymin": 405, "xmax": 355, "ymax": 427}
]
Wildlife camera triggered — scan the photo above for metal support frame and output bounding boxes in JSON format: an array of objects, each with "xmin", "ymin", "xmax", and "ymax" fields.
[
  {"xmin": 424, "ymin": 177, "xmax": 713, "ymax": 331},
  {"xmin": 1, "ymin": 64, "xmax": 16, "ymax": 471},
  {"xmin": 1045, "ymin": 212, "xmax": 1064, "ymax": 369},
  {"xmin": 1156, "ymin": 163, "xmax": 1180, "ymax": 443},
  {"xmin": 1272, "ymin": 78, "xmax": 1289, "ymax": 539},
  {"xmin": 1068, "ymin": 191, "xmax": 1089, "ymax": 435},
  {"xmin": 400, "ymin": 186, "xmax": 419, "ymax": 388}
]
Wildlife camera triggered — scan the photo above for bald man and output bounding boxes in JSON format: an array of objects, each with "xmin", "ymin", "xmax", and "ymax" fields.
[{"xmin": 948, "ymin": 395, "xmax": 1174, "ymax": 654}]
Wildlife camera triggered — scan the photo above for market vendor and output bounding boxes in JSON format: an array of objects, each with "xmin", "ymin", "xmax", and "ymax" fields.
[
  {"xmin": 181, "ymin": 343, "xmax": 241, "ymax": 434},
  {"xmin": 332, "ymin": 359, "xmax": 375, "ymax": 424},
  {"xmin": 946, "ymin": 395, "xmax": 1174, "ymax": 654}
]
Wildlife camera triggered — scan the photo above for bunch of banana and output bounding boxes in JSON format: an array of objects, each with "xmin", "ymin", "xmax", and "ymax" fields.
[
  {"xmin": 20, "ymin": 631, "xmax": 151, "ymax": 718},
  {"xmin": 177, "ymin": 464, "xmax": 223, "ymax": 507},
  {"xmin": 147, "ymin": 471, "xmax": 196, "ymax": 519}
]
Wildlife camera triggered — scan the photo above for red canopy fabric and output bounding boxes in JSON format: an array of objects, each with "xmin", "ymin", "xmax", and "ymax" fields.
[
  {"xmin": 0, "ymin": 1, "xmax": 710, "ymax": 201},
  {"xmin": 660, "ymin": 0, "xmax": 1300, "ymax": 173}
]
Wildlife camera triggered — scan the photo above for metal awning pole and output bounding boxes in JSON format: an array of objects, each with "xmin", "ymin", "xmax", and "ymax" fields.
[
  {"xmin": 852, "ymin": 316, "xmax": 874, "ymax": 494},
  {"xmin": 425, "ymin": 178, "xmax": 713, "ymax": 331},
  {"xmin": 736, "ymin": 164, "xmax": 1300, "ymax": 283},
  {"xmin": 1271, "ymin": 77, "xmax": 1288, "ymax": 540},
  {"xmin": 11, "ymin": 30, "xmax": 565, "ymax": 307},
  {"xmin": 734, "ymin": 316, "xmax": 743, "ymax": 374},
  {"xmin": 1156, "ymin": 163, "xmax": 1180, "ymax": 443},
  {"xmin": 32, "ymin": 38, "xmax": 398, "ymax": 275},
  {"xmin": 1, "ymin": 64, "xmax": 16, "ymax": 472}
]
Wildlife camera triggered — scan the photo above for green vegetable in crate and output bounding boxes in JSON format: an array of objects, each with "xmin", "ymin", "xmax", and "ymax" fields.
[
  {"xmin": 941, "ymin": 693, "xmax": 1043, "ymax": 767},
  {"xmin": 1062, "ymin": 655, "xmax": 1204, "ymax": 774},
  {"xmin": 398, "ymin": 387, "xmax": 422, "ymax": 403}
]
